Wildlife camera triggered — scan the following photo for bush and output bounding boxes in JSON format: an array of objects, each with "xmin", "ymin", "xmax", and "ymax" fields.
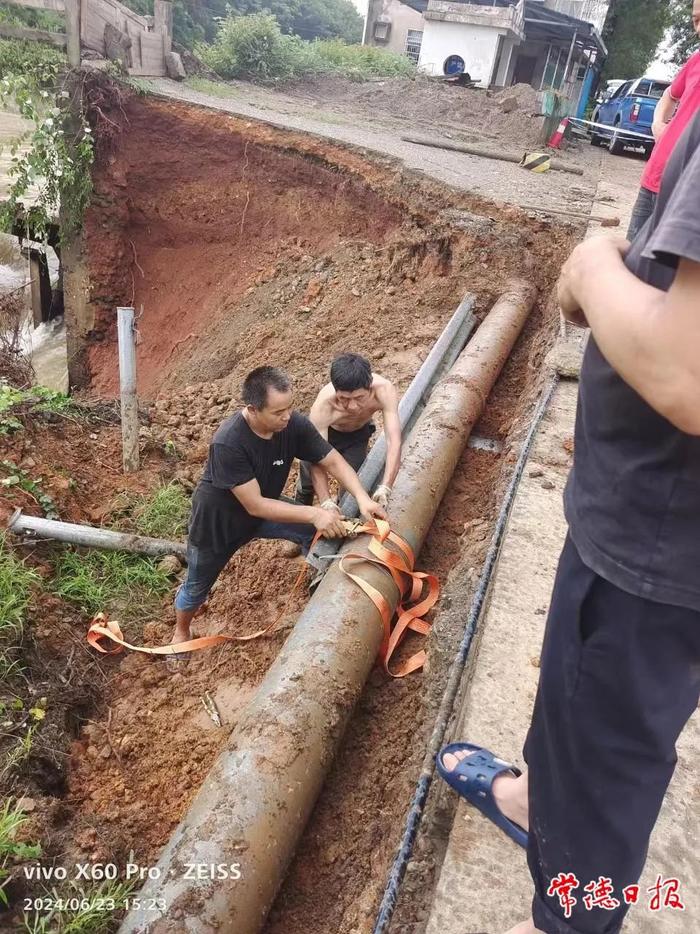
[
  {"xmin": 199, "ymin": 13, "xmax": 417, "ymax": 82},
  {"xmin": 198, "ymin": 13, "xmax": 307, "ymax": 80},
  {"xmin": 0, "ymin": 37, "xmax": 65, "ymax": 81},
  {"xmin": 311, "ymin": 38, "xmax": 416, "ymax": 79},
  {"xmin": 121, "ymin": 0, "xmax": 362, "ymax": 49}
]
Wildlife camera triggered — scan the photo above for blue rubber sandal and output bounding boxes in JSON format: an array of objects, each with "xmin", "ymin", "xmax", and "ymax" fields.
[{"xmin": 436, "ymin": 742, "xmax": 528, "ymax": 849}]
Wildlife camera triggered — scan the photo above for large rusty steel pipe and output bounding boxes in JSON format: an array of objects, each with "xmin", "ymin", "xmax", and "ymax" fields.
[{"xmin": 118, "ymin": 279, "xmax": 537, "ymax": 934}]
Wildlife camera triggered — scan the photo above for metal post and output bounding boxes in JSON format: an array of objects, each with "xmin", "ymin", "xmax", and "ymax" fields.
[
  {"xmin": 7, "ymin": 509, "xmax": 186, "ymax": 560},
  {"xmin": 540, "ymin": 43, "xmax": 552, "ymax": 90},
  {"xmin": 563, "ymin": 30, "xmax": 578, "ymax": 90},
  {"xmin": 117, "ymin": 307, "xmax": 139, "ymax": 474}
]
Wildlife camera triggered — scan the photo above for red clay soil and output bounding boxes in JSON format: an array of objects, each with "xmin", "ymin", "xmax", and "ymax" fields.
[
  {"xmin": 2, "ymin": 82, "xmax": 577, "ymax": 931},
  {"xmin": 81, "ymin": 88, "xmax": 569, "ymax": 403}
]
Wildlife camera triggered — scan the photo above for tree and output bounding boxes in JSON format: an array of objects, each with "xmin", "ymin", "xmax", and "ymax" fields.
[
  {"xmin": 233, "ymin": 0, "xmax": 362, "ymax": 43},
  {"xmin": 602, "ymin": 0, "xmax": 670, "ymax": 79},
  {"xmin": 667, "ymin": 0, "xmax": 699, "ymax": 67},
  {"xmin": 123, "ymin": 0, "xmax": 365, "ymax": 48}
]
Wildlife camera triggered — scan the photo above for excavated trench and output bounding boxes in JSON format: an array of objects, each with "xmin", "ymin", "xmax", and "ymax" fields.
[{"xmin": 12, "ymin": 84, "xmax": 578, "ymax": 931}]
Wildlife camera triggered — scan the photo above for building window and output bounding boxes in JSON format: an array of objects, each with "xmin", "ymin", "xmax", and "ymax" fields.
[
  {"xmin": 405, "ymin": 29, "xmax": 423, "ymax": 64},
  {"xmin": 374, "ymin": 19, "xmax": 391, "ymax": 42}
]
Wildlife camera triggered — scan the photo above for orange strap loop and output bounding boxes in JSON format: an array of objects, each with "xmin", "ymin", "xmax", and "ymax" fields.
[
  {"xmin": 338, "ymin": 518, "xmax": 439, "ymax": 678},
  {"xmin": 86, "ymin": 520, "xmax": 438, "ymax": 678}
]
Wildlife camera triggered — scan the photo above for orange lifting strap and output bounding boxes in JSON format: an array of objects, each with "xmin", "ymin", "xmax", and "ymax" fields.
[{"xmin": 87, "ymin": 519, "xmax": 439, "ymax": 678}]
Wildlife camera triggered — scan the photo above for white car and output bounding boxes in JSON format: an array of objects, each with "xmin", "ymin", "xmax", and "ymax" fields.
[{"xmin": 592, "ymin": 79, "xmax": 626, "ymax": 120}]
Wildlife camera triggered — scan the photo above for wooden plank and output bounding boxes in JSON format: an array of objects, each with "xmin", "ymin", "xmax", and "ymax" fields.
[
  {"xmin": 128, "ymin": 28, "xmax": 165, "ymax": 76},
  {"xmin": 28, "ymin": 250, "xmax": 53, "ymax": 329},
  {"xmin": 84, "ymin": 6, "xmax": 107, "ymax": 52},
  {"xmin": 0, "ymin": 23, "xmax": 67, "ymax": 45},
  {"xmin": 93, "ymin": 0, "xmax": 149, "ymax": 31},
  {"xmin": 4, "ymin": 0, "xmax": 65, "ymax": 12}
]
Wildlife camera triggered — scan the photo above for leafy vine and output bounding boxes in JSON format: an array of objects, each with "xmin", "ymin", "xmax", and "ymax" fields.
[{"xmin": 0, "ymin": 42, "xmax": 94, "ymax": 242}]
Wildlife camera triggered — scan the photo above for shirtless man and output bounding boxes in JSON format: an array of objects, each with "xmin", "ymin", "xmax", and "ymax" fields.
[{"xmin": 295, "ymin": 352, "xmax": 401, "ymax": 509}]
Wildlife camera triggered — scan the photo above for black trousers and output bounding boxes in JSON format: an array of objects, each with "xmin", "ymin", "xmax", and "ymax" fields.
[
  {"xmin": 525, "ymin": 535, "xmax": 700, "ymax": 933},
  {"xmin": 295, "ymin": 423, "xmax": 375, "ymax": 505}
]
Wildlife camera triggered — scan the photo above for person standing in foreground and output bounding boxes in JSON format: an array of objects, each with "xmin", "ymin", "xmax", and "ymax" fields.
[
  {"xmin": 627, "ymin": 0, "xmax": 700, "ymax": 239},
  {"xmin": 295, "ymin": 352, "xmax": 401, "ymax": 509},
  {"xmin": 168, "ymin": 366, "xmax": 386, "ymax": 669},
  {"xmin": 438, "ymin": 113, "xmax": 700, "ymax": 934}
]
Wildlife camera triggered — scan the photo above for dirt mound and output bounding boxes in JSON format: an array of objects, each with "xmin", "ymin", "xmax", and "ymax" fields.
[
  {"xmin": 82, "ymin": 92, "xmax": 566, "ymax": 405},
  {"xmin": 281, "ymin": 73, "xmax": 547, "ymax": 146},
  {"xmin": 493, "ymin": 81, "xmax": 540, "ymax": 111}
]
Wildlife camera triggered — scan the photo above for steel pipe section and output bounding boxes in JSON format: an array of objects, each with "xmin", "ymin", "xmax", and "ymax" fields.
[
  {"xmin": 118, "ymin": 279, "xmax": 537, "ymax": 934},
  {"xmin": 310, "ymin": 294, "xmax": 476, "ymax": 574},
  {"xmin": 6, "ymin": 510, "xmax": 187, "ymax": 561},
  {"xmin": 340, "ymin": 292, "xmax": 476, "ymax": 516}
]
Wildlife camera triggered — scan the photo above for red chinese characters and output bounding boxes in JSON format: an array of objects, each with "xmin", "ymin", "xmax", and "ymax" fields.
[
  {"xmin": 647, "ymin": 876, "xmax": 685, "ymax": 912},
  {"xmin": 583, "ymin": 877, "xmax": 620, "ymax": 911},
  {"xmin": 547, "ymin": 873, "xmax": 580, "ymax": 919},
  {"xmin": 622, "ymin": 884, "xmax": 640, "ymax": 905}
]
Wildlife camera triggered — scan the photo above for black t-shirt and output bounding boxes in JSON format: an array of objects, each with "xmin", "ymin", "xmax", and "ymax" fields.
[
  {"xmin": 565, "ymin": 112, "xmax": 700, "ymax": 611},
  {"xmin": 188, "ymin": 411, "xmax": 332, "ymax": 550}
]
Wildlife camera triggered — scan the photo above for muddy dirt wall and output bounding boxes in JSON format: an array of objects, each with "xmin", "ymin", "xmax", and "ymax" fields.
[{"xmin": 82, "ymin": 87, "xmax": 569, "ymax": 407}]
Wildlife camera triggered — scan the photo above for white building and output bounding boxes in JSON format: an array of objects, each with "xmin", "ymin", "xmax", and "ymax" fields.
[
  {"xmin": 364, "ymin": 0, "xmax": 609, "ymax": 116},
  {"xmin": 363, "ymin": 0, "xmax": 427, "ymax": 62},
  {"xmin": 418, "ymin": 0, "xmax": 526, "ymax": 85},
  {"xmin": 544, "ymin": 0, "xmax": 609, "ymax": 33}
]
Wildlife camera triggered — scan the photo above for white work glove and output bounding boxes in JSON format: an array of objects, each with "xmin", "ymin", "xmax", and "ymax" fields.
[
  {"xmin": 372, "ymin": 484, "xmax": 392, "ymax": 509},
  {"xmin": 320, "ymin": 498, "xmax": 341, "ymax": 512}
]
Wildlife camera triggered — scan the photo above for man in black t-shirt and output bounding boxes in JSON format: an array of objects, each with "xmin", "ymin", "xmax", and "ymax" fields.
[
  {"xmin": 439, "ymin": 114, "xmax": 700, "ymax": 934},
  {"xmin": 170, "ymin": 366, "xmax": 386, "ymax": 668}
]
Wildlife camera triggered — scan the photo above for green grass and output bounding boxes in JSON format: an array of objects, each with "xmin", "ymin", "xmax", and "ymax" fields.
[
  {"xmin": 0, "ymin": 799, "xmax": 41, "ymax": 908},
  {"xmin": 22, "ymin": 879, "xmax": 136, "ymax": 933},
  {"xmin": 0, "ymin": 536, "xmax": 40, "ymax": 677},
  {"xmin": 186, "ymin": 76, "xmax": 241, "ymax": 98},
  {"xmin": 133, "ymin": 483, "xmax": 190, "ymax": 540},
  {"xmin": 53, "ymin": 549, "xmax": 172, "ymax": 618},
  {"xmin": 0, "ymin": 725, "xmax": 37, "ymax": 785}
]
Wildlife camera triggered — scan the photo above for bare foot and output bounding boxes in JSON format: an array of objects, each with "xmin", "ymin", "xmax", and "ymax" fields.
[
  {"xmin": 170, "ymin": 624, "xmax": 192, "ymax": 645},
  {"xmin": 441, "ymin": 748, "xmax": 529, "ymax": 832},
  {"xmin": 165, "ymin": 624, "xmax": 193, "ymax": 673},
  {"xmin": 505, "ymin": 919, "xmax": 544, "ymax": 934}
]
